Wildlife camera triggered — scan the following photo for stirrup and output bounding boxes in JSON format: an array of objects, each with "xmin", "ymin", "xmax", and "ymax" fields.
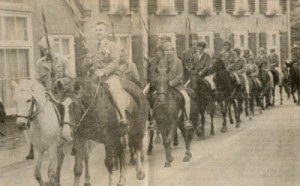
[{"xmin": 184, "ymin": 120, "xmax": 193, "ymax": 129}]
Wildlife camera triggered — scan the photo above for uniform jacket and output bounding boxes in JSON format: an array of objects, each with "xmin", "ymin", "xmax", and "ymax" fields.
[
  {"xmin": 119, "ymin": 62, "xmax": 140, "ymax": 82},
  {"xmin": 246, "ymin": 63, "xmax": 259, "ymax": 77},
  {"xmin": 35, "ymin": 53, "xmax": 73, "ymax": 90},
  {"xmin": 90, "ymin": 38, "xmax": 120, "ymax": 77},
  {"xmin": 227, "ymin": 57, "xmax": 246, "ymax": 74},
  {"xmin": 157, "ymin": 56, "xmax": 184, "ymax": 89},
  {"xmin": 181, "ymin": 49, "xmax": 194, "ymax": 72},
  {"xmin": 191, "ymin": 51, "xmax": 210, "ymax": 76},
  {"xmin": 268, "ymin": 53, "xmax": 279, "ymax": 70},
  {"xmin": 220, "ymin": 50, "xmax": 235, "ymax": 68},
  {"xmin": 256, "ymin": 54, "xmax": 270, "ymax": 72}
]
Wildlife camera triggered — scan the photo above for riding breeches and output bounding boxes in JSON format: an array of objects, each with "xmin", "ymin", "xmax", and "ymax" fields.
[
  {"xmin": 105, "ymin": 75, "xmax": 131, "ymax": 120},
  {"xmin": 204, "ymin": 75, "xmax": 216, "ymax": 90},
  {"xmin": 241, "ymin": 73, "xmax": 250, "ymax": 96},
  {"xmin": 233, "ymin": 72, "xmax": 241, "ymax": 85},
  {"xmin": 179, "ymin": 89, "xmax": 191, "ymax": 121},
  {"xmin": 268, "ymin": 71, "xmax": 274, "ymax": 88},
  {"xmin": 274, "ymin": 67, "xmax": 283, "ymax": 85}
]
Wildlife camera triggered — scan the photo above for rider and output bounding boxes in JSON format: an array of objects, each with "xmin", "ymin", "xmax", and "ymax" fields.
[
  {"xmin": 35, "ymin": 36, "xmax": 74, "ymax": 93},
  {"xmin": 182, "ymin": 46, "xmax": 197, "ymax": 81},
  {"xmin": 83, "ymin": 21, "xmax": 129, "ymax": 130},
  {"xmin": 268, "ymin": 48, "xmax": 281, "ymax": 85},
  {"xmin": 227, "ymin": 48, "xmax": 249, "ymax": 97},
  {"xmin": 157, "ymin": 42, "xmax": 194, "ymax": 129},
  {"xmin": 190, "ymin": 41, "xmax": 215, "ymax": 90},
  {"xmin": 118, "ymin": 48, "xmax": 140, "ymax": 84},
  {"xmin": 256, "ymin": 47, "xmax": 274, "ymax": 88},
  {"xmin": 220, "ymin": 40, "xmax": 236, "ymax": 68},
  {"xmin": 246, "ymin": 55, "xmax": 261, "ymax": 87},
  {"xmin": 243, "ymin": 48, "xmax": 254, "ymax": 64}
]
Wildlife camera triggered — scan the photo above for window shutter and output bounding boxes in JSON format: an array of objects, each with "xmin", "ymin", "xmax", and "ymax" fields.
[
  {"xmin": 259, "ymin": 0, "xmax": 267, "ymax": 14},
  {"xmin": 226, "ymin": 0, "xmax": 234, "ymax": 13},
  {"xmin": 249, "ymin": 0, "xmax": 255, "ymax": 13},
  {"xmin": 130, "ymin": 0, "xmax": 139, "ymax": 11},
  {"xmin": 214, "ymin": 33, "xmax": 223, "ymax": 55},
  {"xmin": 132, "ymin": 35, "xmax": 143, "ymax": 84},
  {"xmin": 189, "ymin": 0, "xmax": 198, "ymax": 13},
  {"xmin": 99, "ymin": 0, "xmax": 110, "ymax": 12},
  {"xmin": 149, "ymin": 35, "xmax": 159, "ymax": 58},
  {"xmin": 259, "ymin": 32, "xmax": 267, "ymax": 49},
  {"xmin": 74, "ymin": 37, "xmax": 87, "ymax": 77},
  {"xmin": 149, "ymin": 0, "xmax": 157, "ymax": 14},
  {"xmin": 176, "ymin": 0, "xmax": 184, "ymax": 13},
  {"xmin": 230, "ymin": 33, "xmax": 235, "ymax": 48},
  {"xmin": 214, "ymin": 0, "xmax": 222, "ymax": 12},
  {"xmin": 176, "ymin": 34, "xmax": 186, "ymax": 58},
  {"xmin": 280, "ymin": 32, "xmax": 288, "ymax": 65},
  {"xmin": 280, "ymin": 0, "xmax": 287, "ymax": 14},
  {"xmin": 249, "ymin": 33, "xmax": 257, "ymax": 56}
]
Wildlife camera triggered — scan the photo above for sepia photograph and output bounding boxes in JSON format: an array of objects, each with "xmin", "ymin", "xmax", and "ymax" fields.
[{"xmin": 0, "ymin": 0, "xmax": 299, "ymax": 185}]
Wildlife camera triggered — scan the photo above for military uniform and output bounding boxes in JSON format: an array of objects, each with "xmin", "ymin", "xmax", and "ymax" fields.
[
  {"xmin": 246, "ymin": 62, "xmax": 261, "ymax": 87},
  {"xmin": 35, "ymin": 54, "xmax": 73, "ymax": 91},
  {"xmin": 256, "ymin": 53, "xmax": 274, "ymax": 88},
  {"xmin": 220, "ymin": 50, "xmax": 235, "ymax": 68}
]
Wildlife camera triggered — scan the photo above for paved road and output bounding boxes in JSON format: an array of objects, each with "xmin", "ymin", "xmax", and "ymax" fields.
[{"xmin": 0, "ymin": 95, "xmax": 300, "ymax": 186}]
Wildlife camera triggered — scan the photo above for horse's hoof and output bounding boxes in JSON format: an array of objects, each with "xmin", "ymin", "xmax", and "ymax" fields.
[
  {"xmin": 259, "ymin": 110, "xmax": 262, "ymax": 114},
  {"xmin": 230, "ymin": 119, "xmax": 234, "ymax": 124},
  {"xmin": 154, "ymin": 136, "xmax": 161, "ymax": 144},
  {"xmin": 249, "ymin": 117, "xmax": 253, "ymax": 121},
  {"xmin": 164, "ymin": 162, "xmax": 171, "ymax": 167},
  {"xmin": 173, "ymin": 139, "xmax": 179, "ymax": 146},
  {"xmin": 236, "ymin": 123, "xmax": 240, "ymax": 128},
  {"xmin": 136, "ymin": 170, "xmax": 146, "ymax": 180},
  {"xmin": 167, "ymin": 155, "xmax": 174, "ymax": 163},
  {"xmin": 26, "ymin": 153, "xmax": 34, "ymax": 160},
  {"xmin": 147, "ymin": 150, "xmax": 152, "ymax": 156},
  {"xmin": 112, "ymin": 163, "xmax": 118, "ymax": 171},
  {"xmin": 141, "ymin": 154, "xmax": 145, "ymax": 161},
  {"xmin": 221, "ymin": 126, "xmax": 227, "ymax": 133},
  {"xmin": 210, "ymin": 131, "xmax": 215, "ymax": 135},
  {"xmin": 45, "ymin": 182, "xmax": 54, "ymax": 186},
  {"xmin": 183, "ymin": 153, "xmax": 192, "ymax": 162},
  {"xmin": 84, "ymin": 183, "xmax": 91, "ymax": 186},
  {"xmin": 130, "ymin": 158, "xmax": 136, "ymax": 166},
  {"xmin": 54, "ymin": 184, "xmax": 61, "ymax": 186}
]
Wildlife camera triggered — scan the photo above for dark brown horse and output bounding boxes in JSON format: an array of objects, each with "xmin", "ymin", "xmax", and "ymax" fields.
[
  {"xmin": 55, "ymin": 78, "xmax": 147, "ymax": 186},
  {"xmin": 188, "ymin": 73, "xmax": 215, "ymax": 136},
  {"xmin": 210, "ymin": 57, "xmax": 243, "ymax": 132},
  {"xmin": 151, "ymin": 69, "xmax": 198, "ymax": 167},
  {"xmin": 258, "ymin": 69, "xmax": 272, "ymax": 109},
  {"xmin": 286, "ymin": 62, "xmax": 300, "ymax": 105}
]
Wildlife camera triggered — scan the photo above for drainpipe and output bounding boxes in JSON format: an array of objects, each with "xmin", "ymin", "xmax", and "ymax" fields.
[{"xmin": 287, "ymin": 0, "xmax": 291, "ymax": 60}]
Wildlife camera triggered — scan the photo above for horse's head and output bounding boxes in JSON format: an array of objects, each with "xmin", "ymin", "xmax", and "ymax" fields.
[
  {"xmin": 155, "ymin": 62, "xmax": 170, "ymax": 104},
  {"xmin": 0, "ymin": 99, "xmax": 6, "ymax": 123},
  {"xmin": 12, "ymin": 80, "xmax": 37, "ymax": 130},
  {"xmin": 189, "ymin": 73, "xmax": 200, "ymax": 91},
  {"xmin": 210, "ymin": 55, "xmax": 226, "ymax": 73}
]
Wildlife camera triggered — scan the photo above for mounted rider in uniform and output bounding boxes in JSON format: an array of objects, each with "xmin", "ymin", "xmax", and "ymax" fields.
[
  {"xmin": 268, "ymin": 48, "xmax": 282, "ymax": 85},
  {"xmin": 246, "ymin": 55, "xmax": 261, "ymax": 88},
  {"xmin": 190, "ymin": 41, "xmax": 215, "ymax": 90},
  {"xmin": 156, "ymin": 42, "xmax": 194, "ymax": 129},
  {"xmin": 256, "ymin": 48, "xmax": 274, "ymax": 88}
]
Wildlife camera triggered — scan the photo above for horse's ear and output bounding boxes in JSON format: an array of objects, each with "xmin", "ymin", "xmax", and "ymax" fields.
[{"xmin": 11, "ymin": 81, "xmax": 18, "ymax": 89}]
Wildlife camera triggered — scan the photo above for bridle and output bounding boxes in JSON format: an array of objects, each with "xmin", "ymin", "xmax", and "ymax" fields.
[{"xmin": 16, "ymin": 96, "xmax": 38, "ymax": 125}]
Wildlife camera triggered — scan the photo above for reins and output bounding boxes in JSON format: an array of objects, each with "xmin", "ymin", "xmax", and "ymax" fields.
[{"xmin": 16, "ymin": 96, "xmax": 39, "ymax": 125}]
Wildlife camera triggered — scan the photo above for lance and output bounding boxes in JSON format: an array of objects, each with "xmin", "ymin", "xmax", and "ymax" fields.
[
  {"xmin": 188, "ymin": 17, "xmax": 193, "ymax": 48},
  {"xmin": 41, "ymin": 8, "xmax": 54, "ymax": 76},
  {"xmin": 111, "ymin": 19, "xmax": 115, "ymax": 41}
]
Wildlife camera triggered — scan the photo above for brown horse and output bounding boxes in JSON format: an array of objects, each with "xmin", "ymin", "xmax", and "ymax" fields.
[
  {"xmin": 286, "ymin": 62, "xmax": 300, "ymax": 105},
  {"xmin": 151, "ymin": 68, "xmax": 198, "ymax": 167}
]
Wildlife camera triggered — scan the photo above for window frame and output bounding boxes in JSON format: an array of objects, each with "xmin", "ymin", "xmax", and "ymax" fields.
[
  {"xmin": 266, "ymin": 30, "xmax": 280, "ymax": 61},
  {"xmin": 0, "ymin": 9, "xmax": 33, "ymax": 115},
  {"xmin": 108, "ymin": 0, "xmax": 131, "ymax": 15},
  {"xmin": 232, "ymin": 31, "xmax": 249, "ymax": 51},
  {"xmin": 110, "ymin": 34, "xmax": 133, "ymax": 63},
  {"xmin": 233, "ymin": 0, "xmax": 250, "ymax": 16},
  {"xmin": 197, "ymin": 0, "xmax": 216, "ymax": 15},
  {"xmin": 156, "ymin": 0, "xmax": 177, "ymax": 15},
  {"xmin": 156, "ymin": 32, "xmax": 177, "ymax": 55},
  {"xmin": 265, "ymin": 0, "xmax": 281, "ymax": 15}
]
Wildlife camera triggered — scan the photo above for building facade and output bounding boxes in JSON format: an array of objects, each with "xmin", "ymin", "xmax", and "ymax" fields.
[{"xmin": 148, "ymin": 0, "xmax": 290, "ymax": 66}]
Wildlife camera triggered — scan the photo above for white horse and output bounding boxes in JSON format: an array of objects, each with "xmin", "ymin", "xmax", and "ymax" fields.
[{"xmin": 12, "ymin": 79, "xmax": 72, "ymax": 186}]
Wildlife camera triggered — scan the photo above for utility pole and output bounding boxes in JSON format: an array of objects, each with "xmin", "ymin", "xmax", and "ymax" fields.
[{"xmin": 287, "ymin": 0, "xmax": 291, "ymax": 60}]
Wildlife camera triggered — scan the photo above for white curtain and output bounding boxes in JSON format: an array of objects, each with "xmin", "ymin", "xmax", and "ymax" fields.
[{"xmin": 199, "ymin": 0, "xmax": 214, "ymax": 10}]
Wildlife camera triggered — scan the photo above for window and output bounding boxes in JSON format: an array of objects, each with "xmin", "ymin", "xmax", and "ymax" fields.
[
  {"xmin": 266, "ymin": 0, "xmax": 281, "ymax": 15},
  {"xmin": 197, "ymin": 32, "xmax": 214, "ymax": 55},
  {"xmin": 108, "ymin": 0, "xmax": 130, "ymax": 15},
  {"xmin": 232, "ymin": 31, "xmax": 248, "ymax": 50},
  {"xmin": 233, "ymin": 0, "xmax": 249, "ymax": 15},
  {"xmin": 51, "ymin": 35, "xmax": 76, "ymax": 78},
  {"xmin": 197, "ymin": 0, "xmax": 215, "ymax": 15},
  {"xmin": 0, "ymin": 11, "xmax": 33, "ymax": 114},
  {"xmin": 156, "ymin": 0, "xmax": 177, "ymax": 15},
  {"xmin": 266, "ymin": 31, "xmax": 280, "ymax": 59}
]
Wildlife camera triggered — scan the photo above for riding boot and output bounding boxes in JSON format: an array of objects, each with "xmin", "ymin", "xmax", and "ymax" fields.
[{"xmin": 26, "ymin": 144, "xmax": 34, "ymax": 160}]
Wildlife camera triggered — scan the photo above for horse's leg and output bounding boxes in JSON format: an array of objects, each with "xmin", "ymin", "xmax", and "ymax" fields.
[
  {"xmin": 154, "ymin": 130, "xmax": 161, "ymax": 144},
  {"xmin": 236, "ymin": 99, "xmax": 243, "ymax": 128},
  {"xmin": 83, "ymin": 145, "xmax": 91, "ymax": 186},
  {"xmin": 173, "ymin": 129, "xmax": 179, "ymax": 146},
  {"xmin": 147, "ymin": 129, "xmax": 154, "ymax": 155},
  {"xmin": 228, "ymin": 101, "xmax": 235, "ymax": 124},
  {"xmin": 272, "ymin": 87, "xmax": 276, "ymax": 106},
  {"xmin": 47, "ymin": 144, "xmax": 58, "ymax": 185},
  {"xmin": 117, "ymin": 140, "xmax": 126, "ymax": 186},
  {"xmin": 199, "ymin": 107, "xmax": 205, "ymax": 136},
  {"xmin": 220, "ymin": 102, "xmax": 228, "ymax": 133},
  {"xmin": 135, "ymin": 149, "xmax": 146, "ymax": 180},
  {"xmin": 34, "ymin": 148, "xmax": 44, "ymax": 186},
  {"xmin": 129, "ymin": 144, "xmax": 136, "ymax": 166},
  {"xmin": 298, "ymin": 86, "xmax": 300, "ymax": 106},
  {"xmin": 104, "ymin": 144, "xmax": 114, "ymax": 186},
  {"xmin": 182, "ymin": 127, "xmax": 193, "ymax": 162},
  {"xmin": 162, "ymin": 132, "xmax": 173, "ymax": 167},
  {"xmin": 74, "ymin": 137, "xmax": 87, "ymax": 186},
  {"xmin": 209, "ymin": 100, "xmax": 215, "ymax": 135},
  {"xmin": 54, "ymin": 147, "xmax": 65, "ymax": 186}
]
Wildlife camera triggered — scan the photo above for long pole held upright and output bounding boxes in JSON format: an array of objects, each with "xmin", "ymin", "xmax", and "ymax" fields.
[{"xmin": 41, "ymin": 7, "xmax": 54, "ymax": 74}]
